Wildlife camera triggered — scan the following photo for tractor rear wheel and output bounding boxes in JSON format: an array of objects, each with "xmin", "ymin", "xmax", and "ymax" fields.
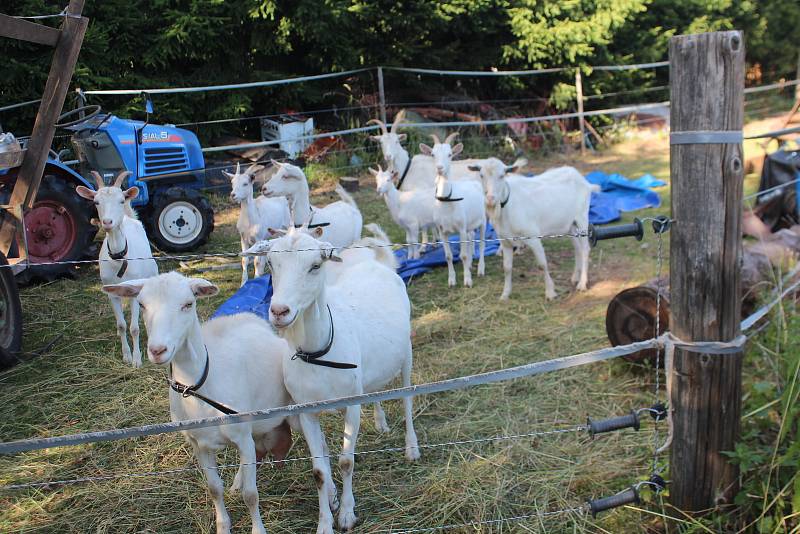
[
  {"xmin": 25, "ymin": 177, "xmax": 96, "ymax": 279},
  {"xmin": 0, "ymin": 252, "xmax": 23, "ymax": 369},
  {"xmin": 147, "ymin": 187, "xmax": 214, "ymax": 252}
]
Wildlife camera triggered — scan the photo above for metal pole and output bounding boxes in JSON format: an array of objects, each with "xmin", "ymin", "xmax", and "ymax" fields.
[{"xmin": 377, "ymin": 66, "xmax": 387, "ymax": 124}]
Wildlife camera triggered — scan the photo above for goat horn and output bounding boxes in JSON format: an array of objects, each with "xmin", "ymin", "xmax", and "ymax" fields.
[
  {"xmin": 236, "ymin": 161, "xmax": 241, "ymax": 175},
  {"xmin": 444, "ymin": 132, "xmax": 459, "ymax": 145},
  {"xmin": 113, "ymin": 171, "xmax": 131, "ymax": 188},
  {"xmin": 430, "ymin": 134, "xmax": 441, "ymax": 145},
  {"xmin": 366, "ymin": 118, "xmax": 388, "ymax": 136},
  {"xmin": 90, "ymin": 171, "xmax": 105, "ymax": 189},
  {"xmin": 390, "ymin": 109, "xmax": 406, "ymax": 134}
]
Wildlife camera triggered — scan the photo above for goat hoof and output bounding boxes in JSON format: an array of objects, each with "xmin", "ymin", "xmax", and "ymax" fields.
[
  {"xmin": 338, "ymin": 509, "xmax": 357, "ymax": 531},
  {"xmin": 499, "ymin": 293, "xmax": 510, "ymax": 301},
  {"xmin": 545, "ymin": 291, "xmax": 557, "ymax": 301},
  {"xmin": 405, "ymin": 446, "xmax": 421, "ymax": 461},
  {"xmin": 464, "ymin": 279, "xmax": 473, "ymax": 288},
  {"xmin": 576, "ymin": 282, "xmax": 588, "ymax": 291},
  {"xmin": 375, "ymin": 421, "xmax": 390, "ymax": 434}
]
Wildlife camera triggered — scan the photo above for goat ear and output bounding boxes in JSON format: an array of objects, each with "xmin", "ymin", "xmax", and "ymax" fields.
[
  {"xmin": 246, "ymin": 164, "xmax": 265, "ymax": 176},
  {"xmin": 270, "ymin": 159, "xmax": 284, "ymax": 168},
  {"xmin": 76, "ymin": 185, "xmax": 96, "ymax": 200},
  {"xmin": 369, "ymin": 135, "xmax": 382, "ymax": 141},
  {"xmin": 222, "ymin": 170, "xmax": 235, "ymax": 181},
  {"xmin": 368, "ymin": 167, "xmax": 379, "ymax": 176},
  {"xmin": 468, "ymin": 165, "xmax": 481, "ymax": 172},
  {"xmin": 451, "ymin": 143, "xmax": 464, "ymax": 157},
  {"xmin": 123, "ymin": 186, "xmax": 139, "ymax": 200},
  {"xmin": 397, "ymin": 133, "xmax": 407, "ymax": 142},
  {"xmin": 507, "ymin": 157, "xmax": 528, "ymax": 173},
  {"xmin": 189, "ymin": 278, "xmax": 219, "ymax": 298},
  {"xmin": 102, "ymin": 280, "xmax": 146, "ymax": 298},
  {"xmin": 419, "ymin": 143, "xmax": 432, "ymax": 155},
  {"xmin": 267, "ymin": 227, "xmax": 287, "ymax": 237},
  {"xmin": 321, "ymin": 247, "xmax": 343, "ymax": 263},
  {"xmin": 242, "ymin": 240, "xmax": 273, "ymax": 256},
  {"xmin": 311, "ymin": 226, "xmax": 324, "ymax": 238}
]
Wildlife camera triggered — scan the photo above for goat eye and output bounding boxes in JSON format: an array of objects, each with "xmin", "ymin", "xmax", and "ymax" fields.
[
  {"xmin": 309, "ymin": 263, "xmax": 321, "ymax": 272},
  {"xmin": 138, "ymin": 302, "xmax": 146, "ymax": 311},
  {"xmin": 181, "ymin": 302, "xmax": 193, "ymax": 311}
]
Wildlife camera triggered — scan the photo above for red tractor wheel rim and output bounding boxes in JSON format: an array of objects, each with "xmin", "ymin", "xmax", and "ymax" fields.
[{"xmin": 25, "ymin": 200, "xmax": 78, "ymax": 263}]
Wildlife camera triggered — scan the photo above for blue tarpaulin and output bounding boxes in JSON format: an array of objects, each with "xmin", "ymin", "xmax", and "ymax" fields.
[
  {"xmin": 213, "ymin": 170, "xmax": 664, "ymax": 320},
  {"xmin": 583, "ymin": 171, "xmax": 665, "ymax": 225}
]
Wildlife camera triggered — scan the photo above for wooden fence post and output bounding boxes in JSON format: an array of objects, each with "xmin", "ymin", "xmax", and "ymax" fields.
[
  {"xmin": 669, "ymin": 31, "xmax": 745, "ymax": 511},
  {"xmin": 575, "ymin": 68, "xmax": 586, "ymax": 155},
  {"xmin": 377, "ymin": 66, "xmax": 387, "ymax": 125}
]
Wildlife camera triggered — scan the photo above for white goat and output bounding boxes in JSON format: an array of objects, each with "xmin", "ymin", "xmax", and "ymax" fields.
[
  {"xmin": 367, "ymin": 110, "xmax": 482, "ymax": 191},
  {"xmin": 224, "ymin": 162, "xmax": 291, "ymax": 286},
  {"xmin": 262, "ymin": 161, "xmax": 362, "ymax": 249},
  {"xmin": 243, "ymin": 227, "xmax": 419, "ymax": 534},
  {"xmin": 470, "ymin": 158, "xmax": 598, "ymax": 300},
  {"xmin": 76, "ymin": 171, "xmax": 157, "ymax": 367},
  {"xmin": 103, "ymin": 272, "xmax": 293, "ymax": 534},
  {"xmin": 420, "ymin": 134, "xmax": 486, "ymax": 288},
  {"xmin": 370, "ymin": 165, "xmax": 436, "ymax": 259}
]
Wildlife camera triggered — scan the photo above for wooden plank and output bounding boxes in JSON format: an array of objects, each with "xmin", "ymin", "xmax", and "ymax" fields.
[
  {"xmin": 0, "ymin": 149, "xmax": 25, "ymax": 171},
  {"xmin": 575, "ymin": 69, "xmax": 586, "ymax": 155},
  {"xmin": 0, "ymin": 0, "xmax": 87, "ymax": 255},
  {"xmin": 669, "ymin": 31, "xmax": 745, "ymax": 512},
  {"xmin": 0, "ymin": 14, "xmax": 60, "ymax": 46}
]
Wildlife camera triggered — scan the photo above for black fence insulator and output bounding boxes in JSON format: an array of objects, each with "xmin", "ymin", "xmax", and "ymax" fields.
[
  {"xmin": 587, "ymin": 410, "xmax": 640, "ymax": 437},
  {"xmin": 651, "ymin": 215, "xmax": 672, "ymax": 234},
  {"xmin": 648, "ymin": 474, "xmax": 667, "ymax": 492},
  {"xmin": 588, "ymin": 486, "xmax": 640, "ymax": 517},
  {"xmin": 588, "ymin": 218, "xmax": 644, "ymax": 247},
  {"xmin": 649, "ymin": 402, "xmax": 667, "ymax": 421}
]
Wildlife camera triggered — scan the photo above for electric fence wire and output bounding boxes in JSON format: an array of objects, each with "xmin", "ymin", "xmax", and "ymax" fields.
[{"xmin": 0, "ymin": 425, "xmax": 588, "ymax": 491}]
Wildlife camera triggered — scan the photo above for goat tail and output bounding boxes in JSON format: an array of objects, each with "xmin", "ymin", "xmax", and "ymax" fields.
[
  {"xmin": 589, "ymin": 183, "xmax": 602, "ymax": 193},
  {"xmin": 361, "ymin": 223, "xmax": 398, "ymax": 270},
  {"xmin": 334, "ymin": 184, "xmax": 359, "ymax": 209}
]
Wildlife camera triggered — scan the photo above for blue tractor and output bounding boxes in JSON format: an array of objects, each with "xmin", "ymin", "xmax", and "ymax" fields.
[{"xmin": 1, "ymin": 101, "xmax": 215, "ymax": 276}]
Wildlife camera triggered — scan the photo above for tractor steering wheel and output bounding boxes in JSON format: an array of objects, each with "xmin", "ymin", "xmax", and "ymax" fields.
[{"xmin": 55, "ymin": 105, "xmax": 102, "ymax": 128}]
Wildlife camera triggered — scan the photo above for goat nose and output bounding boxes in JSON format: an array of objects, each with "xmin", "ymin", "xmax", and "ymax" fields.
[
  {"xmin": 270, "ymin": 303, "xmax": 290, "ymax": 318},
  {"xmin": 148, "ymin": 344, "xmax": 167, "ymax": 359},
  {"xmin": 102, "ymin": 218, "xmax": 113, "ymax": 226}
]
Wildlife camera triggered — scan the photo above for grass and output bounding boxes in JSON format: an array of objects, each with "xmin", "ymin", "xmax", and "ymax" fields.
[{"xmin": 0, "ymin": 113, "xmax": 791, "ymax": 533}]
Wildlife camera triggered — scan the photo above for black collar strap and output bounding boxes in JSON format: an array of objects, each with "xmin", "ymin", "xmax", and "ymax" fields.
[
  {"xmin": 395, "ymin": 157, "xmax": 412, "ymax": 191},
  {"xmin": 167, "ymin": 348, "xmax": 239, "ymax": 415},
  {"xmin": 435, "ymin": 186, "xmax": 464, "ymax": 202},
  {"xmin": 500, "ymin": 182, "xmax": 511, "ymax": 208},
  {"xmin": 108, "ymin": 240, "xmax": 128, "ymax": 278},
  {"xmin": 294, "ymin": 207, "xmax": 331, "ymax": 229},
  {"xmin": 292, "ymin": 305, "xmax": 357, "ymax": 369}
]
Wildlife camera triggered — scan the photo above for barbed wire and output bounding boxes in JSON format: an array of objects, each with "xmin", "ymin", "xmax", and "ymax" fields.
[
  {"xmin": 0, "ymin": 425, "xmax": 588, "ymax": 491},
  {"xmin": 11, "ymin": 7, "xmax": 71, "ymax": 20}
]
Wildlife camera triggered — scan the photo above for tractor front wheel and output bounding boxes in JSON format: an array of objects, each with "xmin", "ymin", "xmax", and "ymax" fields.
[
  {"xmin": 0, "ymin": 252, "xmax": 23, "ymax": 369},
  {"xmin": 147, "ymin": 187, "xmax": 214, "ymax": 252}
]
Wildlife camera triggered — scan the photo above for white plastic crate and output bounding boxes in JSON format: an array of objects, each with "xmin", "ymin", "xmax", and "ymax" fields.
[{"xmin": 260, "ymin": 115, "xmax": 313, "ymax": 158}]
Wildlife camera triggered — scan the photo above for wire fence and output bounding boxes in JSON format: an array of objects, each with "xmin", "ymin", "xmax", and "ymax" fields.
[{"xmin": 1, "ymin": 41, "xmax": 799, "ymax": 532}]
